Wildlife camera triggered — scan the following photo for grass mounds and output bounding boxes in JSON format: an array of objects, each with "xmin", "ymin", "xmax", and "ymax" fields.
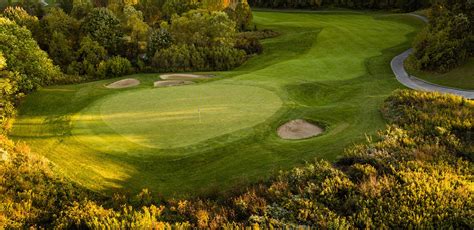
[
  {"xmin": 10, "ymin": 11, "xmax": 423, "ymax": 196},
  {"xmin": 154, "ymin": 80, "xmax": 194, "ymax": 87},
  {"xmin": 105, "ymin": 78, "xmax": 140, "ymax": 89},
  {"xmin": 160, "ymin": 73, "xmax": 213, "ymax": 80},
  {"xmin": 277, "ymin": 119, "xmax": 323, "ymax": 139}
]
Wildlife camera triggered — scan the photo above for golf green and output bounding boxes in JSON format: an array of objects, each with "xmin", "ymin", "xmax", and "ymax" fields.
[
  {"xmin": 72, "ymin": 84, "xmax": 282, "ymax": 150},
  {"xmin": 10, "ymin": 10, "xmax": 424, "ymax": 197}
]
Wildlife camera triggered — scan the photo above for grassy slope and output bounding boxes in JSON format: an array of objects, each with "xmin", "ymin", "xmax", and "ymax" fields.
[
  {"xmin": 407, "ymin": 58, "xmax": 474, "ymax": 90},
  {"xmin": 11, "ymin": 11, "xmax": 423, "ymax": 198}
]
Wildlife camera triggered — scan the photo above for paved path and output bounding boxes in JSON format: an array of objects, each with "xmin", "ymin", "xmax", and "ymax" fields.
[{"xmin": 391, "ymin": 14, "xmax": 474, "ymax": 99}]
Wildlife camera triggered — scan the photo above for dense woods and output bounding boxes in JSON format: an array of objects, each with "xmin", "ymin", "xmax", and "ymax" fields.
[
  {"xmin": 1, "ymin": 90, "xmax": 472, "ymax": 228},
  {"xmin": 1, "ymin": 0, "xmax": 255, "ymax": 79}
]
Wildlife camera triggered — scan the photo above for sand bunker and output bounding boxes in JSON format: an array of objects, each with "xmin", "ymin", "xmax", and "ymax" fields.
[
  {"xmin": 106, "ymin": 78, "xmax": 140, "ymax": 89},
  {"xmin": 154, "ymin": 80, "xmax": 194, "ymax": 87},
  {"xmin": 160, "ymin": 73, "xmax": 212, "ymax": 80},
  {"xmin": 278, "ymin": 119, "xmax": 323, "ymax": 140}
]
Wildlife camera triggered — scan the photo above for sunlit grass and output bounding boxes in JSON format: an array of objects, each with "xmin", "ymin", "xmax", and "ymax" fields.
[{"xmin": 11, "ymin": 11, "xmax": 424, "ymax": 197}]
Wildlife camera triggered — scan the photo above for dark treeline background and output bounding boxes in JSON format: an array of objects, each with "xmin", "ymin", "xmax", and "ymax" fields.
[{"xmin": 248, "ymin": 0, "xmax": 432, "ymax": 11}]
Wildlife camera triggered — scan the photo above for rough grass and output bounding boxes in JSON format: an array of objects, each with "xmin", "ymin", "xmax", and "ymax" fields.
[
  {"xmin": 407, "ymin": 58, "xmax": 474, "ymax": 90},
  {"xmin": 11, "ymin": 10, "xmax": 423, "ymax": 198}
]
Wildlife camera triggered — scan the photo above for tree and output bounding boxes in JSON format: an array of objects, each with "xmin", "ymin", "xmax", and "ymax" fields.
[
  {"xmin": 49, "ymin": 32, "xmax": 76, "ymax": 70},
  {"xmin": 0, "ymin": 17, "xmax": 61, "ymax": 91},
  {"xmin": 57, "ymin": 0, "xmax": 75, "ymax": 13},
  {"xmin": 97, "ymin": 56, "xmax": 132, "ymax": 78},
  {"xmin": 227, "ymin": 0, "xmax": 252, "ymax": 31},
  {"xmin": 2, "ymin": 6, "xmax": 40, "ymax": 38},
  {"xmin": 81, "ymin": 7, "xmax": 123, "ymax": 54},
  {"xmin": 122, "ymin": 6, "xmax": 150, "ymax": 59},
  {"xmin": 68, "ymin": 36, "xmax": 107, "ymax": 76},
  {"xmin": 168, "ymin": 10, "xmax": 236, "ymax": 47},
  {"xmin": 40, "ymin": 7, "xmax": 80, "ymax": 53},
  {"xmin": 162, "ymin": 0, "xmax": 199, "ymax": 18},
  {"xmin": 201, "ymin": 0, "xmax": 228, "ymax": 11},
  {"xmin": 147, "ymin": 28, "xmax": 173, "ymax": 60}
]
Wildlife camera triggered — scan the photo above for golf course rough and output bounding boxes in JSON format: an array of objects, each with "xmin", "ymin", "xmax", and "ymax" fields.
[
  {"xmin": 73, "ymin": 84, "xmax": 282, "ymax": 149},
  {"xmin": 10, "ymin": 11, "xmax": 424, "ymax": 197}
]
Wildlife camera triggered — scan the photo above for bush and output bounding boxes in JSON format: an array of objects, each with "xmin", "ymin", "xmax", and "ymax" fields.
[
  {"xmin": 152, "ymin": 44, "xmax": 246, "ymax": 72},
  {"xmin": 97, "ymin": 56, "xmax": 132, "ymax": 78},
  {"xmin": 235, "ymin": 35, "xmax": 263, "ymax": 55}
]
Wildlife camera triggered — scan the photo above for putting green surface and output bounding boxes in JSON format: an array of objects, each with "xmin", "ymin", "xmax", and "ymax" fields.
[
  {"xmin": 11, "ymin": 11, "xmax": 424, "ymax": 197},
  {"xmin": 73, "ymin": 84, "xmax": 282, "ymax": 150}
]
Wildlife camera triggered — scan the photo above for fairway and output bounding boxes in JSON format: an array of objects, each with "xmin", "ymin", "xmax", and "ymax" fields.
[
  {"xmin": 11, "ymin": 10, "xmax": 424, "ymax": 197},
  {"xmin": 73, "ymin": 84, "xmax": 282, "ymax": 149}
]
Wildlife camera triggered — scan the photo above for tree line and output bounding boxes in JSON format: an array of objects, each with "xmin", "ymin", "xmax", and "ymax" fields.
[
  {"xmin": 1, "ymin": 0, "xmax": 256, "ymax": 80},
  {"xmin": 248, "ymin": 0, "xmax": 432, "ymax": 11}
]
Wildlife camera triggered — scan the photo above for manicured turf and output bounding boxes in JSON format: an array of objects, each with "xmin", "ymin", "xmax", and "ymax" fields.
[
  {"xmin": 73, "ymin": 84, "xmax": 282, "ymax": 149},
  {"xmin": 407, "ymin": 58, "xmax": 474, "ymax": 90},
  {"xmin": 11, "ymin": 11, "xmax": 423, "ymax": 197}
]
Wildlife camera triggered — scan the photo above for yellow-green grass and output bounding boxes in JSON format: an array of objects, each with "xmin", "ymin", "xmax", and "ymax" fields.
[
  {"xmin": 407, "ymin": 58, "xmax": 474, "ymax": 90},
  {"xmin": 73, "ymin": 84, "xmax": 282, "ymax": 150},
  {"xmin": 11, "ymin": 11, "xmax": 424, "ymax": 198}
]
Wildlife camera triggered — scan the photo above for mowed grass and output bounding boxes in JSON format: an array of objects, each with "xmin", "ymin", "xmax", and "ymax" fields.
[
  {"xmin": 73, "ymin": 84, "xmax": 282, "ymax": 150},
  {"xmin": 407, "ymin": 58, "xmax": 474, "ymax": 90},
  {"xmin": 11, "ymin": 11, "xmax": 424, "ymax": 198}
]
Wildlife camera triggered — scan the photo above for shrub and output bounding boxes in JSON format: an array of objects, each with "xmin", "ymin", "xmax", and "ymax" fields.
[
  {"xmin": 97, "ymin": 56, "xmax": 132, "ymax": 78},
  {"xmin": 235, "ymin": 36, "xmax": 263, "ymax": 55},
  {"xmin": 152, "ymin": 44, "xmax": 245, "ymax": 72}
]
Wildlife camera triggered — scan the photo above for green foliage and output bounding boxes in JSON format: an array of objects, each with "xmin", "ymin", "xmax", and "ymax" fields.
[
  {"xmin": 49, "ymin": 32, "xmax": 76, "ymax": 70},
  {"xmin": 147, "ymin": 28, "xmax": 173, "ymax": 59},
  {"xmin": 408, "ymin": 0, "xmax": 473, "ymax": 72},
  {"xmin": 226, "ymin": 0, "xmax": 253, "ymax": 31},
  {"xmin": 151, "ymin": 10, "xmax": 247, "ymax": 71},
  {"xmin": 162, "ymin": 0, "xmax": 199, "ymax": 18},
  {"xmin": 67, "ymin": 36, "xmax": 107, "ymax": 76},
  {"xmin": 57, "ymin": 0, "xmax": 75, "ymax": 13},
  {"xmin": 235, "ymin": 33, "xmax": 263, "ymax": 55},
  {"xmin": 81, "ymin": 7, "xmax": 123, "ymax": 54},
  {"xmin": 0, "ymin": 17, "xmax": 61, "ymax": 92},
  {"xmin": 0, "ymin": 52, "xmax": 5, "ymax": 70},
  {"xmin": 248, "ymin": 0, "xmax": 431, "ymax": 11},
  {"xmin": 152, "ymin": 44, "xmax": 246, "ymax": 72},
  {"xmin": 97, "ymin": 56, "xmax": 132, "ymax": 78},
  {"xmin": 121, "ymin": 5, "xmax": 150, "ymax": 59},
  {"xmin": 4, "ymin": 0, "xmax": 256, "ymax": 78},
  {"xmin": 2, "ymin": 6, "xmax": 40, "ymax": 37},
  {"xmin": 168, "ymin": 10, "xmax": 236, "ymax": 47}
]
